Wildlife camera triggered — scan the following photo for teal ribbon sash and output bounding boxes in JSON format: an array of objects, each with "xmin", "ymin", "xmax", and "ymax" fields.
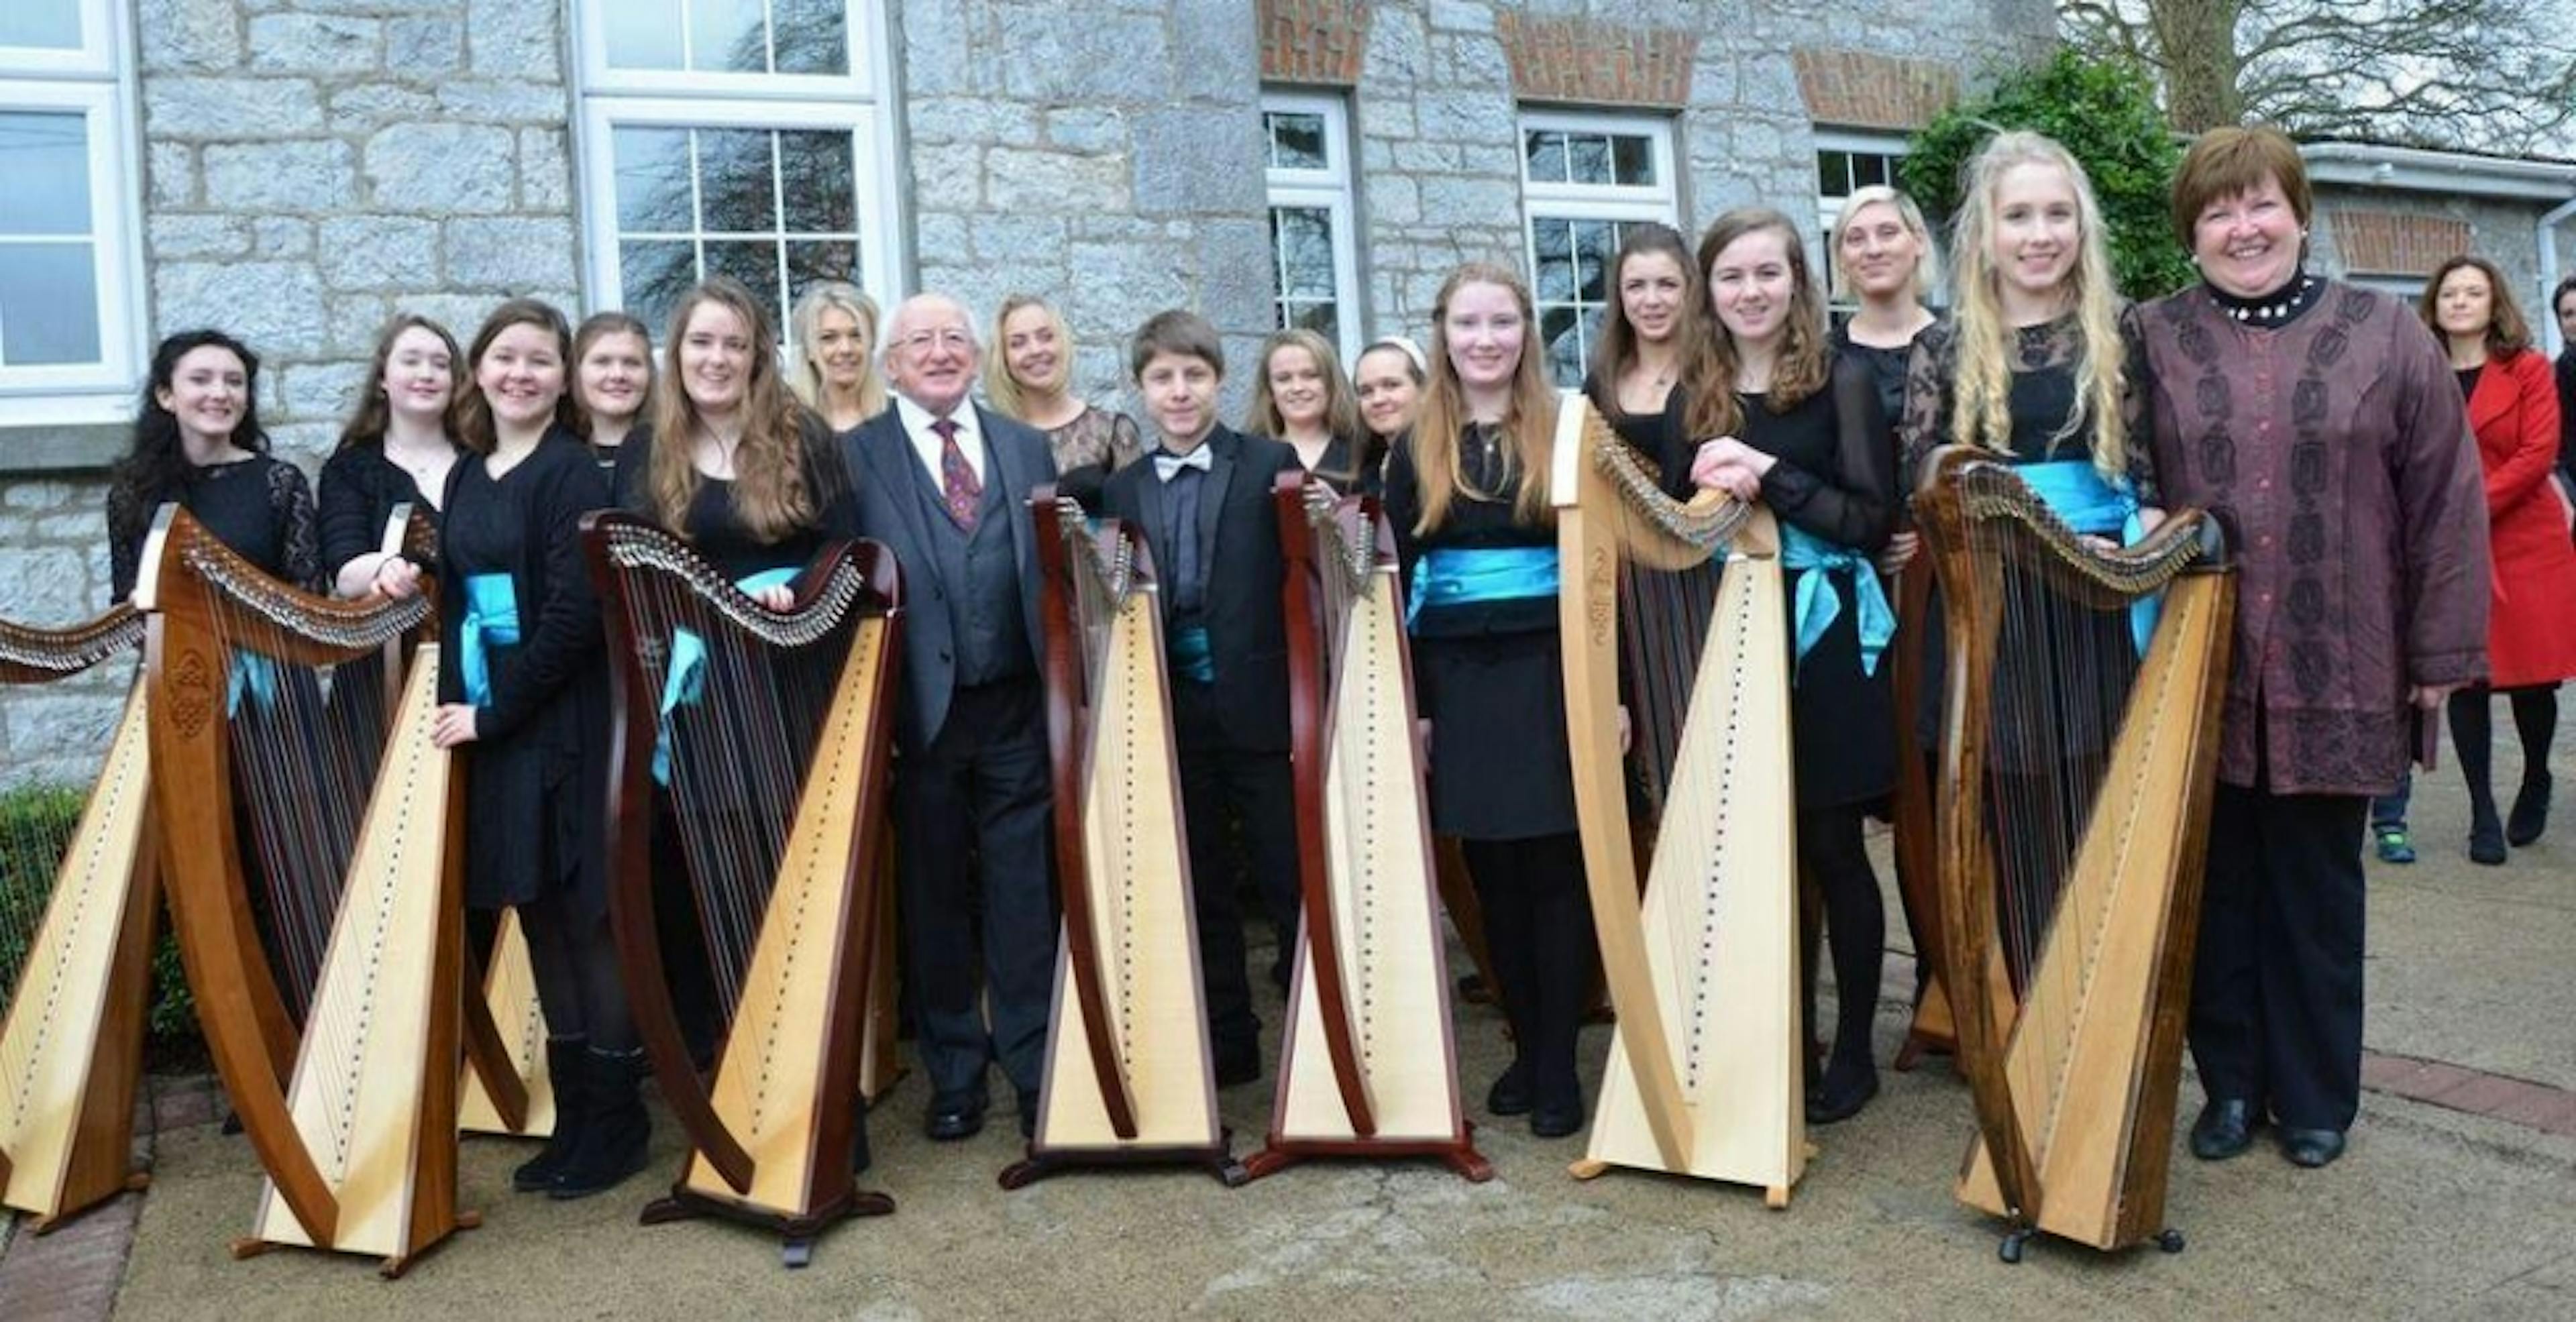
[
  {"xmin": 1777, "ymin": 524, "xmax": 1896, "ymax": 684},
  {"xmin": 459, "ymin": 572, "xmax": 521, "ymax": 708},
  {"xmin": 2018, "ymin": 459, "xmax": 2156, "ymax": 653},
  {"xmin": 225, "ymin": 653, "xmax": 278, "ymax": 717},
  {"xmin": 1406, "ymin": 547, "xmax": 1560, "ymax": 630},
  {"xmin": 654, "ymin": 566, "xmax": 801, "ymax": 785},
  {"xmin": 1167, "ymin": 624, "xmax": 1216, "ymax": 685}
]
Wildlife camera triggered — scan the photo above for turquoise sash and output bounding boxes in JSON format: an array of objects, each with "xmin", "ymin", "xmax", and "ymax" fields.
[
  {"xmin": 653, "ymin": 567, "xmax": 801, "ymax": 785},
  {"xmin": 1168, "ymin": 624, "xmax": 1215, "ymax": 685},
  {"xmin": 1406, "ymin": 547, "xmax": 1560, "ymax": 631},
  {"xmin": 225, "ymin": 654, "xmax": 278, "ymax": 717},
  {"xmin": 1778, "ymin": 524, "xmax": 1895, "ymax": 684},
  {"xmin": 2019, "ymin": 459, "xmax": 2156, "ymax": 653},
  {"xmin": 459, "ymin": 573, "xmax": 521, "ymax": 708}
]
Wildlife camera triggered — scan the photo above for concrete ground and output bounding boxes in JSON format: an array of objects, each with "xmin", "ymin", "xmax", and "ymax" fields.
[{"xmin": 21, "ymin": 724, "xmax": 2575, "ymax": 1320}]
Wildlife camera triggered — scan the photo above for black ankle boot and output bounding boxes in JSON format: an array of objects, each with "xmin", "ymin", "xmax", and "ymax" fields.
[
  {"xmin": 1806, "ymin": 1043, "xmax": 1880, "ymax": 1125},
  {"xmin": 2469, "ymin": 810, "xmax": 2508, "ymax": 866},
  {"xmin": 1485, "ymin": 1058, "xmax": 1533, "ymax": 1116},
  {"xmin": 550, "ymin": 1047, "xmax": 652, "ymax": 1200},
  {"xmin": 513, "ymin": 1038, "xmax": 588, "ymax": 1193},
  {"xmin": 2508, "ymin": 773, "xmax": 2552, "ymax": 847}
]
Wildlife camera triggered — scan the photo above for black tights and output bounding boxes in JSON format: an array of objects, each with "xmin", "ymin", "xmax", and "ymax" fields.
[
  {"xmin": 517, "ymin": 894, "xmax": 636, "ymax": 1054},
  {"xmin": 1801, "ymin": 804, "xmax": 1886, "ymax": 1087},
  {"xmin": 2449, "ymin": 684, "xmax": 2559, "ymax": 821},
  {"xmin": 1461, "ymin": 832, "xmax": 1595, "ymax": 1108}
]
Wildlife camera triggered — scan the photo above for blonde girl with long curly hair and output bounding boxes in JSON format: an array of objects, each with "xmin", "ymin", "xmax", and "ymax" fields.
[{"xmin": 788, "ymin": 282, "xmax": 888, "ymax": 434}]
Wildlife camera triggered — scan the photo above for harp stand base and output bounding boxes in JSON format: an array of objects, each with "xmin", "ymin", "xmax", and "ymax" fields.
[
  {"xmin": 225, "ymin": 1209, "xmax": 482, "ymax": 1280},
  {"xmin": 1992, "ymin": 1224, "xmax": 2186, "ymax": 1264},
  {"xmin": 24, "ymin": 1171, "xmax": 154, "ymax": 1235},
  {"xmin": 1891, "ymin": 1030, "xmax": 1955, "ymax": 1073},
  {"xmin": 998, "ymin": 1137, "xmax": 1248, "ymax": 1191},
  {"xmin": 1565, "ymin": 1159, "xmax": 1801, "ymax": 1211},
  {"xmin": 1240, "ymin": 1130, "xmax": 1495, "ymax": 1185},
  {"xmin": 637, "ymin": 1183, "xmax": 897, "ymax": 1269}
]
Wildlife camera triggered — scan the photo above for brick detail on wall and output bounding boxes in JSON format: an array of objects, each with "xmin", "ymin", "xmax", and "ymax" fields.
[
  {"xmin": 1260, "ymin": 0, "xmax": 1368, "ymax": 85},
  {"xmin": 2334, "ymin": 211, "xmax": 2472, "ymax": 276},
  {"xmin": 1496, "ymin": 13, "xmax": 1698, "ymax": 109},
  {"xmin": 1790, "ymin": 47, "xmax": 1958, "ymax": 130}
]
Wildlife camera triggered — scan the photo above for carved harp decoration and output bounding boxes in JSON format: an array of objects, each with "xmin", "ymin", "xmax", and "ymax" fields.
[
  {"xmin": 1002, "ymin": 490, "xmax": 1242, "ymax": 1191},
  {"xmin": 0, "ymin": 606, "xmax": 156, "ymax": 1230},
  {"xmin": 586, "ymin": 511, "xmax": 901, "ymax": 1266},
  {"xmin": 1913, "ymin": 447, "xmax": 2233, "ymax": 1260},
  {"xmin": 1551, "ymin": 398, "xmax": 1807, "ymax": 1207},
  {"xmin": 1245, "ymin": 472, "xmax": 1491, "ymax": 1184},
  {"xmin": 138, "ymin": 504, "xmax": 474, "ymax": 1277}
]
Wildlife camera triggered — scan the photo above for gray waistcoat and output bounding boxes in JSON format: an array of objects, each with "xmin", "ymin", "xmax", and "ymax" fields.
[{"xmin": 906, "ymin": 452, "xmax": 1032, "ymax": 687}]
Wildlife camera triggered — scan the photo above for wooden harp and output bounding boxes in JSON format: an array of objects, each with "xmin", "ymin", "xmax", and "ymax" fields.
[
  {"xmin": 1913, "ymin": 447, "xmax": 2233, "ymax": 1260},
  {"xmin": 1002, "ymin": 490, "xmax": 1242, "ymax": 1190},
  {"xmin": 1887, "ymin": 552, "xmax": 1962, "ymax": 1070},
  {"xmin": 0, "ymin": 605, "xmax": 156, "ymax": 1230},
  {"xmin": 138, "ymin": 504, "xmax": 473, "ymax": 1276},
  {"xmin": 586, "ymin": 511, "xmax": 901, "ymax": 1266},
  {"xmin": 1245, "ymin": 471, "xmax": 1490, "ymax": 1183},
  {"xmin": 458, "ymin": 907, "xmax": 552, "ymax": 1140},
  {"xmin": 1552, "ymin": 398, "xmax": 1807, "ymax": 1205}
]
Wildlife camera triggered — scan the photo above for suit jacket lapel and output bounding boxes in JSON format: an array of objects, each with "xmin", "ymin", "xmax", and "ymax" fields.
[
  {"xmin": 859, "ymin": 414, "xmax": 938, "ymax": 567},
  {"xmin": 1195, "ymin": 427, "xmax": 1234, "ymax": 580}
]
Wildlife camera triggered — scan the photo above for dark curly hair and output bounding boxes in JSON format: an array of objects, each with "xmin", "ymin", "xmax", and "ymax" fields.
[{"xmin": 107, "ymin": 329, "xmax": 270, "ymax": 517}]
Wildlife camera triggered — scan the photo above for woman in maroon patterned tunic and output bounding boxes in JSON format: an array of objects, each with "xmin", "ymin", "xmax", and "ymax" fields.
[{"xmin": 2140, "ymin": 127, "xmax": 2490, "ymax": 1171}]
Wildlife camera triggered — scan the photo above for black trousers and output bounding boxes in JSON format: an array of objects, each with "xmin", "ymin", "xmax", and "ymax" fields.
[
  {"xmin": 2186, "ymin": 782, "xmax": 2369, "ymax": 1130},
  {"xmin": 894, "ymin": 677, "xmax": 1056, "ymax": 1102},
  {"xmin": 1172, "ymin": 680, "xmax": 1299, "ymax": 1063}
]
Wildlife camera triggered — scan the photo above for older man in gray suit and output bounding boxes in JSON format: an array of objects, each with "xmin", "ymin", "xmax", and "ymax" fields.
[{"xmin": 845, "ymin": 294, "xmax": 1057, "ymax": 1142}]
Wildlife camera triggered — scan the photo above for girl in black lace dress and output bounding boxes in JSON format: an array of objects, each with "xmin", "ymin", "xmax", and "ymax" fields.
[{"xmin": 106, "ymin": 330, "xmax": 317, "ymax": 600}]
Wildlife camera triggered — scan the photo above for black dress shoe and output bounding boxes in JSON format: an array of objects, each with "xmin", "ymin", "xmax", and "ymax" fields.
[
  {"xmin": 2190, "ymin": 1097, "xmax": 2258, "ymax": 1160},
  {"xmin": 1485, "ymin": 1059, "xmax": 1533, "ymax": 1116},
  {"xmin": 2508, "ymin": 773, "xmax": 2552, "ymax": 846},
  {"xmin": 2469, "ymin": 814, "xmax": 2508, "ymax": 866},
  {"xmin": 2278, "ymin": 1125, "xmax": 2346, "ymax": 1168},
  {"xmin": 1805, "ymin": 1070, "xmax": 1880, "ymax": 1125},
  {"xmin": 1529, "ymin": 1101, "xmax": 1585, "ymax": 1139},
  {"xmin": 924, "ymin": 1092, "xmax": 987, "ymax": 1142}
]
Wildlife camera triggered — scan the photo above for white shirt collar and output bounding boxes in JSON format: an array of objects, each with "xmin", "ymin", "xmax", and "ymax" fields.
[{"xmin": 892, "ymin": 392, "xmax": 985, "ymax": 486}]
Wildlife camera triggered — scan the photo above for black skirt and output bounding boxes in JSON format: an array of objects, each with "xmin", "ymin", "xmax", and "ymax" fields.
[
  {"xmin": 1785, "ymin": 567, "xmax": 1897, "ymax": 810},
  {"xmin": 1415, "ymin": 628, "xmax": 1578, "ymax": 840}
]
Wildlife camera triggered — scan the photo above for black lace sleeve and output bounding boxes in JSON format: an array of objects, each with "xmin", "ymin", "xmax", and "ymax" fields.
[
  {"xmin": 1758, "ymin": 357, "xmax": 1896, "ymax": 553},
  {"xmin": 1898, "ymin": 321, "xmax": 1956, "ymax": 494},
  {"xmin": 1106, "ymin": 410, "xmax": 1146, "ymax": 472},
  {"xmin": 269, "ymin": 459, "xmax": 322, "ymax": 592},
  {"xmin": 106, "ymin": 482, "xmax": 147, "ymax": 604},
  {"xmin": 2116, "ymin": 303, "xmax": 2162, "ymax": 506},
  {"xmin": 1382, "ymin": 431, "xmax": 1423, "ymax": 594}
]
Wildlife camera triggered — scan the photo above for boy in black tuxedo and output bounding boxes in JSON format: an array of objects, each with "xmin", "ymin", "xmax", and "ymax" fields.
[{"xmin": 1099, "ymin": 310, "xmax": 1299, "ymax": 1087}]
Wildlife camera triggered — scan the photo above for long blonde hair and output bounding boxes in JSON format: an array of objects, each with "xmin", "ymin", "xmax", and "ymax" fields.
[
  {"xmin": 1244, "ymin": 328, "xmax": 1361, "ymax": 440},
  {"xmin": 1683, "ymin": 208, "xmax": 1831, "ymax": 447},
  {"xmin": 787, "ymin": 281, "xmax": 887, "ymax": 423},
  {"xmin": 650, "ymin": 277, "xmax": 814, "ymax": 543},
  {"xmin": 1409, "ymin": 263, "xmax": 1559, "ymax": 533},
  {"xmin": 982, "ymin": 293, "xmax": 1072, "ymax": 419},
  {"xmin": 1943, "ymin": 131, "xmax": 2130, "ymax": 477}
]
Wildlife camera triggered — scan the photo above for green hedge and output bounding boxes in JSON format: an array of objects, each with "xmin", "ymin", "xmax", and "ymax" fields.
[{"xmin": 0, "ymin": 781, "xmax": 203, "ymax": 1057}]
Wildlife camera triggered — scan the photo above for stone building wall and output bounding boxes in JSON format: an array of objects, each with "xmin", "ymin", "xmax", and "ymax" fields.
[{"xmin": 2312, "ymin": 188, "xmax": 2576, "ymax": 322}]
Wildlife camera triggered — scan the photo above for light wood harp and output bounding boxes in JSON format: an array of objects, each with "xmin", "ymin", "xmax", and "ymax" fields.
[
  {"xmin": 0, "ymin": 604, "xmax": 154, "ymax": 1231},
  {"xmin": 1245, "ymin": 471, "xmax": 1490, "ymax": 1183},
  {"xmin": 1913, "ymin": 447, "xmax": 2233, "ymax": 1260},
  {"xmin": 586, "ymin": 511, "xmax": 902, "ymax": 1266},
  {"xmin": 1002, "ymin": 490, "xmax": 1241, "ymax": 1190},
  {"xmin": 1552, "ymin": 398, "xmax": 1805, "ymax": 1205},
  {"xmin": 138, "ymin": 504, "xmax": 474, "ymax": 1276}
]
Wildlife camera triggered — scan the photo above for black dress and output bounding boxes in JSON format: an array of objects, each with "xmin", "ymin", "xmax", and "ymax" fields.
[
  {"xmin": 107, "ymin": 454, "xmax": 319, "ymax": 600},
  {"xmin": 1739, "ymin": 360, "xmax": 1898, "ymax": 808},
  {"xmin": 317, "ymin": 445, "xmax": 447, "ymax": 583},
  {"xmin": 1383, "ymin": 425, "xmax": 1573, "ymax": 840},
  {"xmin": 437, "ymin": 429, "xmax": 613, "ymax": 916},
  {"xmin": 609, "ymin": 418, "xmax": 859, "ymax": 579}
]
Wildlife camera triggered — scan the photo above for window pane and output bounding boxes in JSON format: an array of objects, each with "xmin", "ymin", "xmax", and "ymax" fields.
[
  {"xmin": 1541, "ymin": 305, "xmax": 1582, "ymax": 388},
  {"xmin": 1267, "ymin": 112, "xmax": 1326, "ymax": 170},
  {"xmin": 601, "ymin": 0, "xmax": 686, "ymax": 69},
  {"xmin": 786, "ymin": 239, "xmax": 859, "ymax": 296},
  {"xmin": 619, "ymin": 239, "xmax": 696, "ymax": 334},
  {"xmin": 1611, "ymin": 134, "xmax": 1654, "ymax": 186},
  {"xmin": 1572, "ymin": 221, "xmax": 1615, "ymax": 302},
  {"xmin": 1567, "ymin": 133, "xmax": 1611, "ymax": 185},
  {"xmin": 1855, "ymin": 153, "xmax": 1890, "ymax": 189},
  {"xmin": 769, "ymin": 0, "xmax": 850, "ymax": 75},
  {"xmin": 1289, "ymin": 300, "xmax": 1338, "ymax": 343},
  {"xmin": 1817, "ymin": 150, "xmax": 1846, "ymax": 198},
  {"xmin": 704, "ymin": 239, "xmax": 784, "ymax": 327},
  {"xmin": 1271, "ymin": 207, "xmax": 1335, "ymax": 298},
  {"xmin": 779, "ymin": 129, "xmax": 855, "ymax": 232},
  {"xmin": 696, "ymin": 128, "xmax": 776, "ymax": 233},
  {"xmin": 1525, "ymin": 131, "xmax": 1565, "ymax": 184},
  {"xmin": 0, "ymin": 243, "xmax": 101, "ymax": 366},
  {"xmin": 0, "ymin": 112, "xmax": 93, "ymax": 236},
  {"xmin": 612, "ymin": 127, "xmax": 694, "ymax": 232},
  {"xmin": 0, "ymin": 0, "xmax": 82, "ymax": 49},
  {"xmin": 691, "ymin": 0, "xmax": 770, "ymax": 73},
  {"xmin": 1532, "ymin": 220, "xmax": 1573, "ymax": 304}
]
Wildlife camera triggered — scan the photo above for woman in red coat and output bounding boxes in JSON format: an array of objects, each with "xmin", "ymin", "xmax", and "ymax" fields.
[{"xmin": 2431, "ymin": 256, "xmax": 2576, "ymax": 861}]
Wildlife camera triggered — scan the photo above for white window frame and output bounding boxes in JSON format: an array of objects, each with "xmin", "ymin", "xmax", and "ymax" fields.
[
  {"xmin": 1261, "ymin": 91, "xmax": 1362, "ymax": 368},
  {"xmin": 1518, "ymin": 110, "xmax": 1678, "ymax": 388},
  {"xmin": 1815, "ymin": 128, "xmax": 1913, "ymax": 317},
  {"xmin": 0, "ymin": 0, "xmax": 146, "ymax": 426},
  {"xmin": 572, "ymin": 1, "xmax": 904, "ymax": 337}
]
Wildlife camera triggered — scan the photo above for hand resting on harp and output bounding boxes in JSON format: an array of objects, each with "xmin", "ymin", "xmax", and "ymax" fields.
[{"xmin": 1687, "ymin": 435, "xmax": 1772, "ymax": 502}]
